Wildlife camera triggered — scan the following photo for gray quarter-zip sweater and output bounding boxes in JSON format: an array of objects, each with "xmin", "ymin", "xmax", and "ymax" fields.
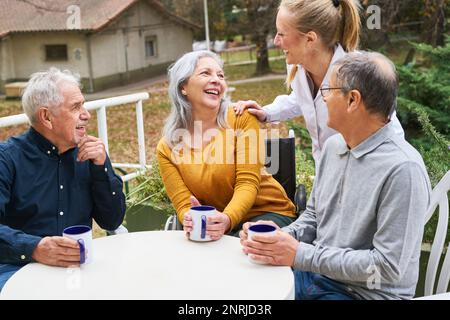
[{"xmin": 283, "ymin": 121, "xmax": 431, "ymax": 299}]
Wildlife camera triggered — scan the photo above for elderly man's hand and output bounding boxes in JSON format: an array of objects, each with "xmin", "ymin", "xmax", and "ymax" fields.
[
  {"xmin": 239, "ymin": 220, "xmax": 280, "ymax": 242},
  {"xmin": 32, "ymin": 236, "xmax": 81, "ymax": 267},
  {"xmin": 242, "ymin": 231, "xmax": 299, "ymax": 266},
  {"xmin": 77, "ymin": 135, "xmax": 106, "ymax": 165}
]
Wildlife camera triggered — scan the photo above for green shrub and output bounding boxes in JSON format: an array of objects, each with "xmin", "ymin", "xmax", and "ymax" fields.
[
  {"xmin": 398, "ymin": 97, "xmax": 449, "ymax": 186},
  {"xmin": 396, "ymin": 39, "xmax": 450, "ymax": 243},
  {"xmin": 295, "ymin": 147, "xmax": 315, "ymax": 198},
  {"xmin": 397, "ymin": 39, "xmax": 450, "ymax": 137},
  {"xmin": 126, "ymin": 159, "xmax": 175, "ymax": 215},
  {"xmin": 286, "ymin": 120, "xmax": 315, "ymax": 198}
]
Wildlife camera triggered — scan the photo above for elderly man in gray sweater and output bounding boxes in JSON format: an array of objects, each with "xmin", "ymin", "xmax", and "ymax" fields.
[{"xmin": 240, "ymin": 51, "xmax": 431, "ymax": 300}]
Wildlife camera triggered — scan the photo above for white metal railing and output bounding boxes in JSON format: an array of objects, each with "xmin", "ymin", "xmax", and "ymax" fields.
[{"xmin": 0, "ymin": 92, "xmax": 151, "ymax": 182}]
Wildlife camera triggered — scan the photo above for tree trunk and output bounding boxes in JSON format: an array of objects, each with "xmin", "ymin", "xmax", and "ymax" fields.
[
  {"xmin": 255, "ymin": 35, "xmax": 271, "ymax": 75},
  {"xmin": 244, "ymin": 0, "xmax": 277, "ymax": 76},
  {"xmin": 422, "ymin": 0, "xmax": 447, "ymax": 47},
  {"xmin": 403, "ymin": 48, "xmax": 416, "ymax": 65}
]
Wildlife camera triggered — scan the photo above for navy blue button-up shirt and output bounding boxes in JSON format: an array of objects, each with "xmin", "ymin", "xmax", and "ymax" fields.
[{"xmin": 0, "ymin": 127, "xmax": 126, "ymax": 264}]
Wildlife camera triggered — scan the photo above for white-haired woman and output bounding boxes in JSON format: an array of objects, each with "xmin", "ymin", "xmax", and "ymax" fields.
[
  {"xmin": 157, "ymin": 51, "xmax": 297, "ymax": 240},
  {"xmin": 234, "ymin": 0, "xmax": 404, "ymax": 163}
]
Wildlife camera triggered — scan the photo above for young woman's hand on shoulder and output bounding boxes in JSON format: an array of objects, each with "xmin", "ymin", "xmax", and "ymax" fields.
[{"xmin": 232, "ymin": 100, "xmax": 267, "ymax": 122}]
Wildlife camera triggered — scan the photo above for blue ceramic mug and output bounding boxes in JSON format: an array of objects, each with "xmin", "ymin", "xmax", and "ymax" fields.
[
  {"xmin": 247, "ymin": 224, "xmax": 277, "ymax": 264},
  {"xmin": 62, "ymin": 225, "xmax": 93, "ymax": 264},
  {"xmin": 189, "ymin": 205, "xmax": 216, "ymax": 242}
]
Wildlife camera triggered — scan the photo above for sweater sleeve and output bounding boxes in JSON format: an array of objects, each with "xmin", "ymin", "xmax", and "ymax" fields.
[
  {"xmin": 156, "ymin": 140, "xmax": 192, "ymax": 224},
  {"xmin": 222, "ymin": 111, "xmax": 263, "ymax": 230}
]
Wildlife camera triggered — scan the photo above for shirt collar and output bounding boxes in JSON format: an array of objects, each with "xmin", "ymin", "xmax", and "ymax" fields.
[
  {"xmin": 322, "ymin": 44, "xmax": 346, "ymax": 86},
  {"xmin": 335, "ymin": 135, "xmax": 350, "ymax": 156},
  {"xmin": 350, "ymin": 121, "xmax": 397, "ymax": 159},
  {"xmin": 27, "ymin": 127, "xmax": 61, "ymax": 158}
]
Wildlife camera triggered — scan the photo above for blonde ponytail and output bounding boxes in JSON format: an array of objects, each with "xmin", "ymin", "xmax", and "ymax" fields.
[{"xmin": 338, "ymin": 0, "xmax": 361, "ymax": 51}]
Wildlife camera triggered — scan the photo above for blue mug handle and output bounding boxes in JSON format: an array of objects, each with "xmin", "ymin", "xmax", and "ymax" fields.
[
  {"xmin": 77, "ymin": 239, "xmax": 86, "ymax": 264},
  {"xmin": 201, "ymin": 215, "xmax": 207, "ymax": 239}
]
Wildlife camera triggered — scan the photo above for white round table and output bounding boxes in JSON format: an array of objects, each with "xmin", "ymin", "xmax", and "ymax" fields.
[
  {"xmin": 0, "ymin": 231, "xmax": 294, "ymax": 300},
  {"xmin": 414, "ymin": 292, "xmax": 450, "ymax": 300}
]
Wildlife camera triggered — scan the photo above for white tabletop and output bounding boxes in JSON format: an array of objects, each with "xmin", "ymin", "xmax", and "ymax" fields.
[
  {"xmin": 0, "ymin": 231, "xmax": 294, "ymax": 300},
  {"xmin": 414, "ymin": 292, "xmax": 450, "ymax": 300}
]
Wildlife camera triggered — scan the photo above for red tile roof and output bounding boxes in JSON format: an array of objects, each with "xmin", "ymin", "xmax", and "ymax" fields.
[{"xmin": 0, "ymin": 0, "xmax": 199, "ymax": 38}]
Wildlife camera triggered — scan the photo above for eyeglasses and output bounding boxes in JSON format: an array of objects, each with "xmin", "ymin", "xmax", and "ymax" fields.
[{"xmin": 320, "ymin": 86, "xmax": 344, "ymax": 98}]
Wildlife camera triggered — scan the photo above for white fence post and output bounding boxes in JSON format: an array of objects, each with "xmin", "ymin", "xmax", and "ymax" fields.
[
  {"xmin": 97, "ymin": 106, "xmax": 109, "ymax": 155},
  {"xmin": 136, "ymin": 99, "xmax": 146, "ymax": 170}
]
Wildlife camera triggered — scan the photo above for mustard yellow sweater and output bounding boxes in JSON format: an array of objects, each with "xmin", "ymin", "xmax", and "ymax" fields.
[{"xmin": 157, "ymin": 108, "xmax": 296, "ymax": 230}]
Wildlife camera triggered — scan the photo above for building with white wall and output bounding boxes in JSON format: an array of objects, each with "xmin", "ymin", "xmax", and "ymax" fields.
[{"xmin": 0, "ymin": 0, "xmax": 198, "ymax": 93}]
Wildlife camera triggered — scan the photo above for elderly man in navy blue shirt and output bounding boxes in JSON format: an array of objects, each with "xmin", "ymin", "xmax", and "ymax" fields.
[{"xmin": 0, "ymin": 68, "xmax": 126, "ymax": 291}]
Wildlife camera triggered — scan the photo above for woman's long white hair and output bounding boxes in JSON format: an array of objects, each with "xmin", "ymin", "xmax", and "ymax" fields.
[{"xmin": 163, "ymin": 50, "xmax": 229, "ymax": 146}]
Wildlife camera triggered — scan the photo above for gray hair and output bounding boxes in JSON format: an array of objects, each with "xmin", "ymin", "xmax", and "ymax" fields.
[
  {"xmin": 333, "ymin": 51, "xmax": 398, "ymax": 119},
  {"xmin": 22, "ymin": 67, "xmax": 81, "ymax": 124},
  {"xmin": 163, "ymin": 50, "xmax": 229, "ymax": 146}
]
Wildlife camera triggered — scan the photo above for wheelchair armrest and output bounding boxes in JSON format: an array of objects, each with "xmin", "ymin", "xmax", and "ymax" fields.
[
  {"xmin": 164, "ymin": 214, "xmax": 183, "ymax": 231},
  {"xmin": 295, "ymin": 184, "xmax": 307, "ymax": 215},
  {"xmin": 164, "ymin": 215, "xmax": 174, "ymax": 231}
]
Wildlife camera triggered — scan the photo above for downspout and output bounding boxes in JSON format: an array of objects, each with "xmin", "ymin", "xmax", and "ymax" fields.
[
  {"xmin": 85, "ymin": 33, "xmax": 94, "ymax": 93},
  {"xmin": 123, "ymin": 29, "xmax": 130, "ymax": 82}
]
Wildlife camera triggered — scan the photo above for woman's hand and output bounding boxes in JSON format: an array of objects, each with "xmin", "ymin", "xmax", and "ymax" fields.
[
  {"xmin": 232, "ymin": 100, "xmax": 268, "ymax": 122},
  {"xmin": 184, "ymin": 209, "xmax": 230, "ymax": 241},
  {"xmin": 206, "ymin": 212, "xmax": 231, "ymax": 241},
  {"xmin": 183, "ymin": 195, "xmax": 201, "ymax": 238},
  {"xmin": 186, "ymin": 195, "xmax": 230, "ymax": 241},
  {"xmin": 183, "ymin": 212, "xmax": 193, "ymax": 239}
]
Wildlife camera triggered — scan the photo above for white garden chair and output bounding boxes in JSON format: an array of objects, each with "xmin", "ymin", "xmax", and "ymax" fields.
[{"xmin": 421, "ymin": 170, "xmax": 450, "ymax": 297}]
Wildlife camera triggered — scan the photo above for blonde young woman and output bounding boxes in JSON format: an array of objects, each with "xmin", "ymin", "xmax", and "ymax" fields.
[
  {"xmin": 157, "ymin": 51, "xmax": 297, "ymax": 240},
  {"xmin": 234, "ymin": 0, "xmax": 404, "ymax": 163}
]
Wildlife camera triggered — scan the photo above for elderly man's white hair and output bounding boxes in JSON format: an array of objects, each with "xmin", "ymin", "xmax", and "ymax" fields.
[{"xmin": 22, "ymin": 67, "xmax": 81, "ymax": 124}]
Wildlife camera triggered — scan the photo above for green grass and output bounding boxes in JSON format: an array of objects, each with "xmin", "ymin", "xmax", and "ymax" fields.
[
  {"xmin": 270, "ymin": 59, "xmax": 288, "ymax": 73},
  {"xmin": 232, "ymin": 79, "xmax": 286, "ymax": 104},
  {"xmin": 219, "ymin": 47, "xmax": 284, "ymax": 65},
  {"xmin": 224, "ymin": 64, "xmax": 257, "ymax": 81},
  {"xmin": 225, "ymin": 58, "xmax": 287, "ymax": 81}
]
